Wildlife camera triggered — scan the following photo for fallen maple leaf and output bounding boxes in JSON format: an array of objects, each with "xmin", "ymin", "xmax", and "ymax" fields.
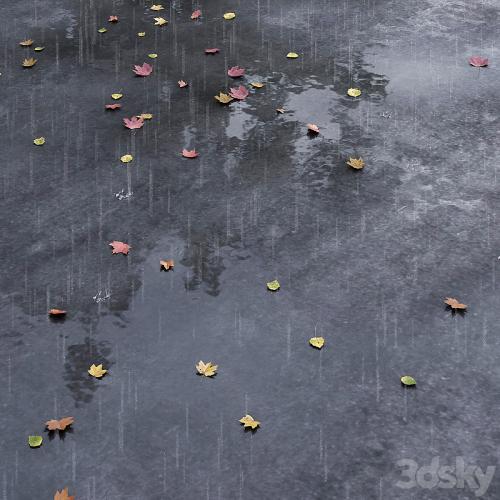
[
  {"xmin": 88, "ymin": 364, "xmax": 107, "ymax": 378},
  {"xmin": 347, "ymin": 88, "xmax": 361, "ymax": 97},
  {"xmin": 228, "ymin": 66, "xmax": 245, "ymax": 78},
  {"xmin": 307, "ymin": 123, "xmax": 319, "ymax": 134},
  {"xmin": 214, "ymin": 92, "xmax": 233, "ymax": 104},
  {"xmin": 223, "ymin": 12, "xmax": 236, "ymax": 20},
  {"xmin": 151, "ymin": 4, "xmax": 164, "ymax": 10},
  {"xmin": 286, "ymin": 52, "xmax": 299, "ymax": 59},
  {"xmin": 34, "ymin": 46, "xmax": 44, "ymax": 52},
  {"xmin": 205, "ymin": 48, "xmax": 220, "ymax": 54},
  {"xmin": 138, "ymin": 113, "xmax": 153, "ymax": 120},
  {"xmin": 28, "ymin": 435, "xmax": 43, "ymax": 448},
  {"xmin": 182, "ymin": 149, "xmax": 199, "ymax": 158},
  {"xmin": 133, "ymin": 62, "xmax": 153, "ymax": 76},
  {"xmin": 154, "ymin": 17, "xmax": 168, "ymax": 26},
  {"xmin": 250, "ymin": 82, "xmax": 264, "ymax": 88},
  {"xmin": 444, "ymin": 297, "xmax": 467, "ymax": 311},
  {"xmin": 54, "ymin": 487, "xmax": 75, "ymax": 500},
  {"xmin": 160, "ymin": 259, "xmax": 174, "ymax": 271},
  {"xmin": 49, "ymin": 308, "xmax": 66, "ymax": 316},
  {"xmin": 109, "ymin": 241, "xmax": 130, "ymax": 255},
  {"xmin": 105, "ymin": 103, "xmax": 121, "ymax": 110},
  {"xmin": 137, "ymin": 32, "xmax": 146, "ymax": 37},
  {"xmin": 309, "ymin": 337, "xmax": 325, "ymax": 349},
  {"xmin": 229, "ymin": 85, "xmax": 249, "ymax": 100},
  {"xmin": 111, "ymin": 93, "xmax": 123, "ymax": 100},
  {"xmin": 196, "ymin": 360, "xmax": 218, "ymax": 377},
  {"xmin": 22, "ymin": 58, "xmax": 37, "ymax": 68},
  {"xmin": 108, "ymin": 15, "xmax": 118, "ymax": 22},
  {"xmin": 267, "ymin": 279, "xmax": 280, "ymax": 291},
  {"xmin": 178, "ymin": 80, "xmax": 188, "ymax": 88},
  {"xmin": 33, "ymin": 137, "xmax": 45, "ymax": 146},
  {"xmin": 120, "ymin": 154, "xmax": 133, "ymax": 163},
  {"xmin": 347, "ymin": 157, "xmax": 365, "ymax": 170},
  {"xmin": 123, "ymin": 116, "xmax": 144, "ymax": 129},
  {"xmin": 46, "ymin": 417, "xmax": 74, "ymax": 431},
  {"xmin": 276, "ymin": 108, "xmax": 286, "ymax": 114},
  {"xmin": 469, "ymin": 56, "xmax": 488, "ymax": 67},
  {"xmin": 239, "ymin": 415, "xmax": 260, "ymax": 429},
  {"xmin": 191, "ymin": 9, "xmax": 201, "ymax": 19},
  {"xmin": 19, "ymin": 39, "xmax": 33, "ymax": 46},
  {"xmin": 98, "ymin": 27, "xmax": 107, "ymax": 33}
]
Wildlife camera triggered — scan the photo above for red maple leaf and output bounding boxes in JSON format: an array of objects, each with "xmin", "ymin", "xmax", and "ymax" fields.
[
  {"xmin": 205, "ymin": 48, "xmax": 220, "ymax": 54},
  {"xmin": 109, "ymin": 241, "xmax": 130, "ymax": 255},
  {"xmin": 182, "ymin": 149, "xmax": 199, "ymax": 158},
  {"xmin": 228, "ymin": 66, "xmax": 245, "ymax": 78},
  {"xmin": 468, "ymin": 56, "xmax": 488, "ymax": 67},
  {"xmin": 133, "ymin": 62, "xmax": 153, "ymax": 76},
  {"xmin": 191, "ymin": 9, "xmax": 201, "ymax": 19},
  {"xmin": 229, "ymin": 85, "xmax": 249, "ymax": 100},
  {"xmin": 307, "ymin": 123, "xmax": 319, "ymax": 134},
  {"xmin": 178, "ymin": 80, "xmax": 188, "ymax": 88},
  {"xmin": 108, "ymin": 15, "xmax": 118, "ymax": 22},
  {"xmin": 105, "ymin": 103, "xmax": 121, "ymax": 110},
  {"xmin": 123, "ymin": 116, "xmax": 144, "ymax": 129}
]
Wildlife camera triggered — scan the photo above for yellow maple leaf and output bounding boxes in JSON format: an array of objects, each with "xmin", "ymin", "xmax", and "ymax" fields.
[
  {"xmin": 139, "ymin": 113, "xmax": 153, "ymax": 120},
  {"xmin": 347, "ymin": 88, "xmax": 361, "ymax": 97},
  {"xmin": 286, "ymin": 52, "xmax": 299, "ymax": 59},
  {"xmin": 98, "ymin": 27, "xmax": 107, "ymax": 33},
  {"xmin": 250, "ymin": 82, "xmax": 265, "ymax": 88},
  {"xmin": 223, "ymin": 12, "xmax": 236, "ymax": 20},
  {"xmin": 120, "ymin": 154, "xmax": 133, "ymax": 163},
  {"xmin": 346, "ymin": 157, "xmax": 365, "ymax": 170},
  {"xmin": 239, "ymin": 414, "xmax": 260, "ymax": 429},
  {"xmin": 34, "ymin": 46, "xmax": 45, "ymax": 52},
  {"xmin": 88, "ymin": 364, "xmax": 107, "ymax": 378},
  {"xmin": 196, "ymin": 360, "xmax": 218, "ymax": 377},
  {"xmin": 154, "ymin": 17, "xmax": 168, "ymax": 25},
  {"xmin": 22, "ymin": 58, "xmax": 37, "ymax": 68},
  {"xmin": 266, "ymin": 279, "xmax": 280, "ymax": 291},
  {"xmin": 33, "ymin": 137, "xmax": 45, "ymax": 146},
  {"xmin": 214, "ymin": 92, "xmax": 234, "ymax": 104},
  {"xmin": 309, "ymin": 337, "xmax": 325, "ymax": 349},
  {"xmin": 148, "ymin": 53, "xmax": 158, "ymax": 58},
  {"xmin": 111, "ymin": 93, "xmax": 123, "ymax": 100},
  {"xmin": 150, "ymin": 4, "xmax": 164, "ymax": 10},
  {"xmin": 137, "ymin": 32, "xmax": 146, "ymax": 37}
]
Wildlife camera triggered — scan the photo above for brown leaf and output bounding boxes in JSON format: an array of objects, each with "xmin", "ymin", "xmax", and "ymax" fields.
[
  {"xmin": 444, "ymin": 297, "xmax": 467, "ymax": 310},
  {"xmin": 46, "ymin": 416, "xmax": 75, "ymax": 431},
  {"xmin": 22, "ymin": 58, "xmax": 37, "ymax": 68},
  {"xmin": 54, "ymin": 488, "xmax": 75, "ymax": 500},
  {"xmin": 160, "ymin": 259, "xmax": 174, "ymax": 271}
]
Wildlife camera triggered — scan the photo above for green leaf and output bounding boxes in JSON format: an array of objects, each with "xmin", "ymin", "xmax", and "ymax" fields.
[
  {"xmin": 28, "ymin": 435, "xmax": 43, "ymax": 448},
  {"xmin": 266, "ymin": 279, "xmax": 280, "ymax": 291},
  {"xmin": 401, "ymin": 375, "xmax": 416, "ymax": 387}
]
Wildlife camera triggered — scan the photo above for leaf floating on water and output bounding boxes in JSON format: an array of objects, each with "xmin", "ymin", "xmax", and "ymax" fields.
[
  {"xmin": 228, "ymin": 65, "xmax": 245, "ymax": 78},
  {"xmin": 88, "ymin": 364, "xmax": 108, "ymax": 378},
  {"xmin": 196, "ymin": 360, "xmax": 218, "ymax": 377},
  {"xmin": 46, "ymin": 416, "xmax": 74, "ymax": 431},
  {"xmin": 123, "ymin": 116, "xmax": 144, "ymax": 129},
  {"xmin": 138, "ymin": 113, "xmax": 153, "ymax": 120},
  {"xmin": 444, "ymin": 297, "xmax": 467, "ymax": 311},
  {"xmin": 347, "ymin": 157, "xmax": 365, "ymax": 170},
  {"xmin": 468, "ymin": 56, "xmax": 488, "ymax": 67},
  {"xmin": 154, "ymin": 17, "xmax": 168, "ymax": 26},
  {"xmin": 108, "ymin": 15, "xmax": 118, "ymax": 22},
  {"xmin": 49, "ymin": 308, "xmax": 66, "ymax": 316},
  {"xmin": 109, "ymin": 241, "xmax": 130, "ymax": 254},
  {"xmin": 97, "ymin": 27, "xmax": 107, "ymax": 33},
  {"xmin": 33, "ymin": 137, "xmax": 45, "ymax": 146},
  {"xmin": 309, "ymin": 337, "xmax": 325, "ymax": 349},
  {"xmin": 54, "ymin": 488, "xmax": 75, "ymax": 500},
  {"xmin": 223, "ymin": 12, "xmax": 236, "ymax": 20},
  {"xmin": 229, "ymin": 85, "xmax": 249, "ymax": 100},
  {"xmin": 239, "ymin": 415, "xmax": 260, "ymax": 429},
  {"xmin": 307, "ymin": 123, "xmax": 319, "ymax": 134},
  {"xmin": 148, "ymin": 53, "xmax": 158, "ymax": 59},
  {"xmin": 150, "ymin": 4, "xmax": 164, "ymax": 10},
  {"xmin": 182, "ymin": 149, "xmax": 199, "ymax": 158},
  {"xmin": 28, "ymin": 435, "xmax": 43, "ymax": 448},
  {"xmin": 250, "ymin": 82, "xmax": 264, "ymax": 88},
  {"xmin": 120, "ymin": 154, "xmax": 133, "ymax": 163},
  {"xmin": 133, "ymin": 62, "xmax": 153, "ymax": 76},
  {"xmin": 205, "ymin": 48, "xmax": 220, "ymax": 54},
  {"xmin": 34, "ymin": 46, "xmax": 45, "ymax": 52},
  {"xmin": 401, "ymin": 375, "xmax": 416, "ymax": 387},
  {"xmin": 105, "ymin": 103, "xmax": 121, "ymax": 110},
  {"xmin": 178, "ymin": 80, "xmax": 188, "ymax": 88},
  {"xmin": 111, "ymin": 93, "xmax": 123, "ymax": 100},
  {"xmin": 267, "ymin": 279, "xmax": 280, "ymax": 291},
  {"xmin": 22, "ymin": 58, "xmax": 37, "ymax": 68},
  {"xmin": 160, "ymin": 259, "xmax": 174, "ymax": 271},
  {"xmin": 191, "ymin": 9, "xmax": 202, "ymax": 20},
  {"xmin": 286, "ymin": 52, "xmax": 299, "ymax": 59},
  {"xmin": 347, "ymin": 88, "xmax": 361, "ymax": 97},
  {"xmin": 214, "ymin": 92, "xmax": 233, "ymax": 104},
  {"xmin": 276, "ymin": 108, "xmax": 286, "ymax": 114},
  {"xmin": 137, "ymin": 32, "xmax": 146, "ymax": 37},
  {"xmin": 19, "ymin": 39, "xmax": 33, "ymax": 46}
]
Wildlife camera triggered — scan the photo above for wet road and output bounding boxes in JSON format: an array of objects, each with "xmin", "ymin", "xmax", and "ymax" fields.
[{"xmin": 1, "ymin": 0, "xmax": 500, "ymax": 498}]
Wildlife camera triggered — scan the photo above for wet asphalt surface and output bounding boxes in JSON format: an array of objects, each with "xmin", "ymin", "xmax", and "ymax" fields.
[{"xmin": 2, "ymin": 0, "xmax": 500, "ymax": 498}]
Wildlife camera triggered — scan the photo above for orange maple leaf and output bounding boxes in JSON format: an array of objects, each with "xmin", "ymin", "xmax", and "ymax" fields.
[
  {"xmin": 54, "ymin": 488, "xmax": 75, "ymax": 500},
  {"xmin": 444, "ymin": 297, "xmax": 467, "ymax": 310},
  {"xmin": 46, "ymin": 416, "xmax": 75, "ymax": 431}
]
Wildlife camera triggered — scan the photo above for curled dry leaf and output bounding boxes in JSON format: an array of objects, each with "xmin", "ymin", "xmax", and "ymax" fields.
[
  {"xmin": 444, "ymin": 297, "xmax": 467, "ymax": 311},
  {"xmin": 401, "ymin": 375, "xmax": 416, "ymax": 387},
  {"xmin": 307, "ymin": 123, "xmax": 319, "ymax": 134},
  {"xmin": 120, "ymin": 154, "xmax": 133, "ymax": 163},
  {"xmin": 229, "ymin": 85, "xmax": 249, "ymax": 100},
  {"xmin": 469, "ymin": 56, "xmax": 488, "ymax": 67},
  {"xmin": 196, "ymin": 360, "xmax": 218, "ymax": 377},
  {"xmin": 160, "ymin": 259, "xmax": 174, "ymax": 271},
  {"xmin": 347, "ymin": 88, "xmax": 361, "ymax": 97},
  {"xmin": 150, "ymin": 4, "xmax": 164, "ymax": 10},
  {"xmin": 239, "ymin": 415, "xmax": 260, "ymax": 429},
  {"xmin": 205, "ymin": 48, "xmax": 220, "ymax": 54},
  {"xmin": 154, "ymin": 17, "xmax": 168, "ymax": 26},
  {"xmin": 223, "ymin": 12, "xmax": 236, "ymax": 20},
  {"xmin": 54, "ymin": 488, "xmax": 75, "ymax": 500},
  {"xmin": 22, "ymin": 58, "xmax": 37, "ymax": 68},
  {"xmin": 133, "ymin": 62, "xmax": 153, "ymax": 76},
  {"xmin": 105, "ymin": 103, "xmax": 121, "ymax": 110},
  {"xmin": 191, "ymin": 9, "xmax": 201, "ymax": 19},
  {"xmin": 267, "ymin": 279, "xmax": 280, "ymax": 291},
  {"xmin": 309, "ymin": 337, "xmax": 325, "ymax": 349},
  {"xmin": 28, "ymin": 435, "xmax": 43, "ymax": 448},
  {"xmin": 287, "ymin": 52, "xmax": 299, "ymax": 59},
  {"xmin": 88, "ymin": 364, "xmax": 107, "ymax": 378},
  {"xmin": 33, "ymin": 137, "xmax": 45, "ymax": 146},
  {"xmin": 109, "ymin": 241, "xmax": 130, "ymax": 254},
  {"xmin": 46, "ymin": 416, "xmax": 74, "ymax": 431},
  {"xmin": 214, "ymin": 92, "xmax": 233, "ymax": 104},
  {"xmin": 123, "ymin": 116, "xmax": 144, "ymax": 129},
  {"xmin": 108, "ymin": 15, "xmax": 119, "ymax": 22},
  {"xmin": 228, "ymin": 65, "xmax": 245, "ymax": 78},
  {"xmin": 178, "ymin": 80, "xmax": 188, "ymax": 88},
  {"xmin": 111, "ymin": 93, "xmax": 123, "ymax": 100},
  {"xmin": 347, "ymin": 157, "xmax": 365, "ymax": 170},
  {"xmin": 250, "ymin": 82, "xmax": 264, "ymax": 88},
  {"xmin": 49, "ymin": 308, "xmax": 66, "ymax": 316},
  {"xmin": 20, "ymin": 39, "xmax": 33, "ymax": 46},
  {"xmin": 182, "ymin": 149, "xmax": 199, "ymax": 158}
]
